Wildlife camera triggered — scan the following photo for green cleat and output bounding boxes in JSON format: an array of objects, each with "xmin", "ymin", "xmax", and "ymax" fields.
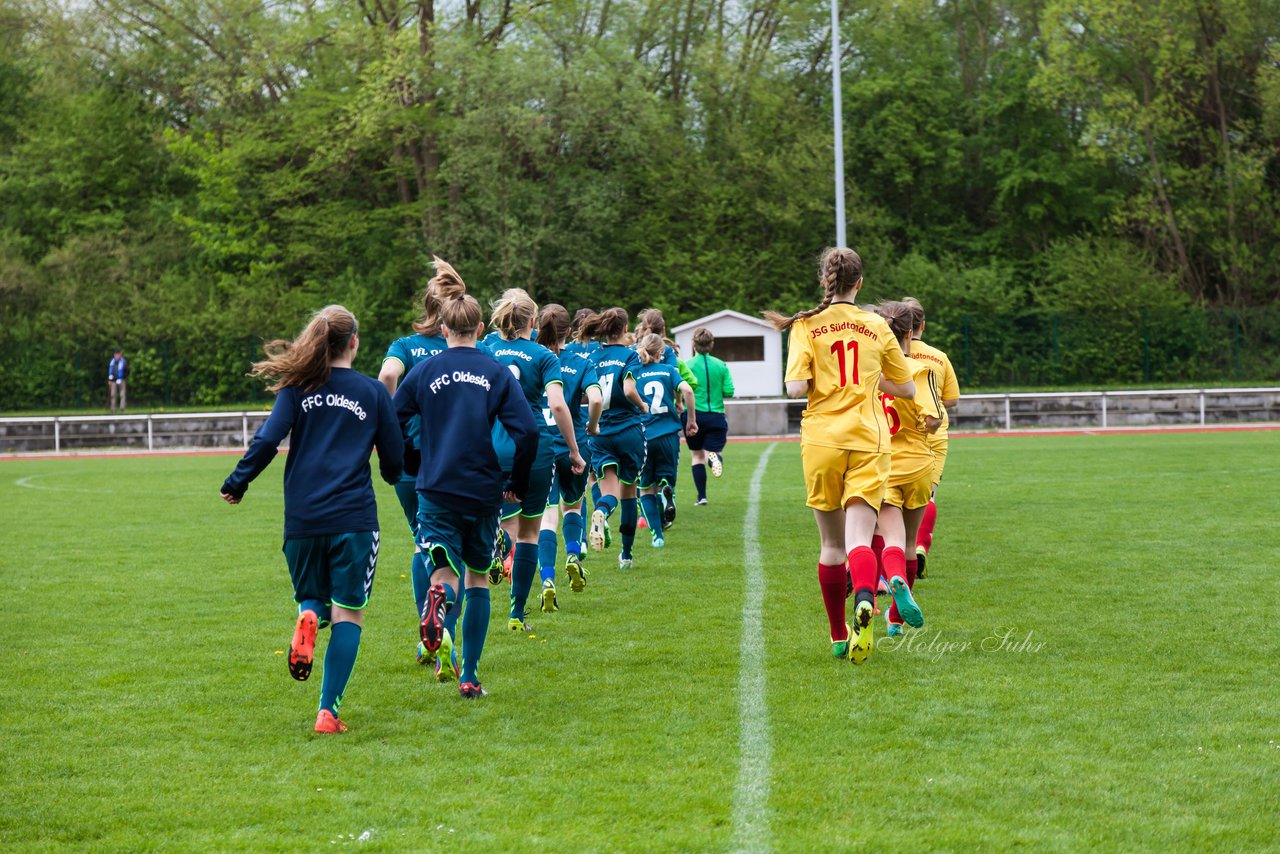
[
  {"xmin": 416, "ymin": 640, "xmax": 437, "ymax": 668},
  {"xmin": 565, "ymin": 553, "xmax": 587, "ymax": 592},
  {"xmin": 889, "ymin": 576, "xmax": 924, "ymax": 628},
  {"xmin": 618, "ymin": 556, "xmax": 633, "ymax": 571},
  {"xmin": 540, "ymin": 579, "xmax": 559, "ymax": 613},
  {"xmin": 850, "ymin": 600, "xmax": 874, "ymax": 665},
  {"xmin": 508, "ymin": 617, "xmax": 531, "ymax": 632},
  {"xmin": 831, "ymin": 622, "xmax": 852, "ymax": 658},
  {"xmin": 915, "ymin": 546, "xmax": 928, "ymax": 580},
  {"xmin": 434, "ymin": 629, "xmax": 458, "ymax": 683}
]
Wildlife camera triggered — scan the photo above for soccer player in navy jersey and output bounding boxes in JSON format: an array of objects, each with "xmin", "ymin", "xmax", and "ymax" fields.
[
  {"xmin": 634, "ymin": 334, "xmax": 697, "ymax": 545},
  {"xmin": 222, "ymin": 305, "xmax": 403, "ymax": 734},
  {"xmin": 393, "ymin": 264, "xmax": 539, "ymax": 698},
  {"xmin": 583, "ymin": 308, "xmax": 650, "ymax": 569},
  {"xmin": 533, "ymin": 305, "xmax": 603, "ymax": 606},
  {"xmin": 378, "ymin": 275, "xmax": 450, "ymax": 672}
]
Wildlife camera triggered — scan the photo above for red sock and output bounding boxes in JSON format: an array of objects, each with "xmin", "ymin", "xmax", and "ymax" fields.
[
  {"xmin": 906, "ymin": 558, "xmax": 918, "ymax": 589},
  {"xmin": 882, "ymin": 546, "xmax": 906, "ymax": 584},
  {"xmin": 870, "ymin": 535, "xmax": 886, "ymax": 587},
  {"xmin": 847, "ymin": 546, "xmax": 877, "ymax": 597},
  {"xmin": 888, "ymin": 600, "xmax": 901, "ymax": 624},
  {"xmin": 818, "ymin": 563, "xmax": 848, "ymax": 640},
  {"xmin": 917, "ymin": 500, "xmax": 937, "ymax": 553}
]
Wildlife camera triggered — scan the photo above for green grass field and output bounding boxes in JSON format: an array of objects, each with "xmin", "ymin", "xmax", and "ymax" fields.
[{"xmin": 4, "ymin": 432, "xmax": 1280, "ymax": 851}]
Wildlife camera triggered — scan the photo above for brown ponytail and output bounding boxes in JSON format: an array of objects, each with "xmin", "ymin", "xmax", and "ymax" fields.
[
  {"xmin": 414, "ymin": 256, "xmax": 468, "ymax": 337},
  {"xmin": 251, "ymin": 305, "xmax": 358, "ymax": 393},
  {"xmin": 537, "ymin": 304, "xmax": 571, "ymax": 352},
  {"xmin": 901, "ymin": 296, "xmax": 925, "ymax": 332},
  {"xmin": 872, "ymin": 300, "xmax": 914, "ymax": 346},
  {"xmin": 764, "ymin": 247, "xmax": 864, "ymax": 331},
  {"xmin": 571, "ymin": 308, "xmax": 598, "ymax": 343},
  {"xmin": 578, "ymin": 307, "xmax": 630, "ymax": 342},
  {"xmin": 636, "ymin": 308, "xmax": 667, "ymax": 337}
]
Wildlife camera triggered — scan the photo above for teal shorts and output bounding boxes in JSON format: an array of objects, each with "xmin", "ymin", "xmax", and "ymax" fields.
[
  {"xmin": 394, "ymin": 476, "xmax": 417, "ymax": 536},
  {"xmin": 589, "ymin": 423, "xmax": 646, "ymax": 484},
  {"xmin": 501, "ymin": 442, "xmax": 556, "ymax": 520},
  {"xmin": 283, "ymin": 531, "xmax": 380, "ymax": 611},
  {"xmin": 417, "ymin": 495, "xmax": 500, "ymax": 575},
  {"xmin": 638, "ymin": 432, "xmax": 680, "ymax": 490},
  {"xmin": 549, "ymin": 453, "xmax": 589, "ymax": 507}
]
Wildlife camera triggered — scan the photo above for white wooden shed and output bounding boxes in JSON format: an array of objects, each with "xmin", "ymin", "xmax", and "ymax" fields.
[{"xmin": 672, "ymin": 309, "xmax": 782, "ymax": 398}]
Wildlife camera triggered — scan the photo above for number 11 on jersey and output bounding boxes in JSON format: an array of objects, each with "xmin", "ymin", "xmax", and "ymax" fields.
[{"xmin": 830, "ymin": 339, "xmax": 860, "ymax": 387}]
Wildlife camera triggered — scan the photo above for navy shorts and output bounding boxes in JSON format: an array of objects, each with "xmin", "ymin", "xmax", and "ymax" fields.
[
  {"xmin": 589, "ymin": 423, "xmax": 647, "ymax": 484},
  {"xmin": 685, "ymin": 410, "xmax": 728, "ymax": 453},
  {"xmin": 283, "ymin": 531, "xmax": 380, "ymax": 610},
  {"xmin": 639, "ymin": 432, "xmax": 680, "ymax": 489},
  {"xmin": 417, "ymin": 495, "xmax": 500, "ymax": 576}
]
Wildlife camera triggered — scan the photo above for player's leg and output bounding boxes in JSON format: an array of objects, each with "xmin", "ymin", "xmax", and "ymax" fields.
[
  {"xmin": 538, "ymin": 491, "xmax": 561, "ymax": 612},
  {"xmin": 400, "ymin": 482, "xmax": 433, "ymax": 652},
  {"xmin": 316, "ymin": 531, "xmax": 379, "ymax": 733},
  {"xmin": 661, "ymin": 435, "xmax": 679, "ymax": 529},
  {"xmin": 876, "ymin": 503, "xmax": 923, "ymax": 629},
  {"xmin": 509, "ymin": 459, "xmax": 553, "ymax": 629},
  {"xmin": 283, "ymin": 536, "xmax": 326, "ymax": 684},
  {"xmin": 457, "ymin": 517, "xmax": 499, "ymax": 697},
  {"xmin": 416, "ymin": 499, "xmax": 466, "ymax": 679},
  {"xmin": 687, "ymin": 415, "xmax": 709, "ymax": 504},
  {"xmin": 617, "ymin": 429, "xmax": 644, "ymax": 567},
  {"xmin": 704, "ymin": 412, "xmax": 727, "ymax": 478},
  {"xmin": 803, "ymin": 443, "xmax": 853, "ymax": 657},
  {"xmin": 590, "ymin": 459, "xmax": 621, "ymax": 552}
]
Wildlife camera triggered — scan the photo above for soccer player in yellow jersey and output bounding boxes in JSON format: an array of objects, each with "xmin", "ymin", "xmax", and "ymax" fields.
[
  {"xmin": 872, "ymin": 301, "xmax": 943, "ymax": 636},
  {"xmin": 766, "ymin": 248, "xmax": 916, "ymax": 665},
  {"xmin": 901, "ymin": 297, "xmax": 960, "ymax": 578}
]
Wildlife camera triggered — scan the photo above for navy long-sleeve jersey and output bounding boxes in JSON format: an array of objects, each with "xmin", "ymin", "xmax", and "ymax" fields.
[
  {"xmin": 393, "ymin": 346, "xmax": 539, "ymax": 517},
  {"xmin": 222, "ymin": 368, "xmax": 404, "ymax": 539}
]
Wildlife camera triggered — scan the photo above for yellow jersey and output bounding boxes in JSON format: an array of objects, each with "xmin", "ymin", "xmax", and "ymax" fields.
[
  {"xmin": 884, "ymin": 360, "xmax": 942, "ymax": 474},
  {"xmin": 784, "ymin": 304, "xmax": 912, "ymax": 453},
  {"xmin": 907, "ymin": 339, "xmax": 959, "ymax": 438}
]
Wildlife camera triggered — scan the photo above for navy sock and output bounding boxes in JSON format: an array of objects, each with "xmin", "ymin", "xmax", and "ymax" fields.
[
  {"xmin": 299, "ymin": 598, "xmax": 329, "ymax": 628},
  {"xmin": 563, "ymin": 511, "xmax": 583, "ymax": 555},
  {"xmin": 538, "ymin": 529, "xmax": 558, "ymax": 583},
  {"xmin": 639, "ymin": 494, "xmax": 662, "ymax": 532},
  {"xmin": 620, "ymin": 497, "xmax": 638, "ymax": 558},
  {"xmin": 410, "ymin": 551, "xmax": 430, "ymax": 618},
  {"xmin": 460, "ymin": 587, "xmax": 490, "ymax": 685},
  {"xmin": 692, "ymin": 464, "xmax": 707, "ymax": 500},
  {"xmin": 319, "ymin": 622, "xmax": 361, "ymax": 714},
  {"xmin": 598, "ymin": 494, "xmax": 619, "ymax": 518},
  {"xmin": 509, "ymin": 541, "xmax": 538, "ymax": 620},
  {"xmin": 591, "ymin": 481, "xmax": 602, "ymax": 508}
]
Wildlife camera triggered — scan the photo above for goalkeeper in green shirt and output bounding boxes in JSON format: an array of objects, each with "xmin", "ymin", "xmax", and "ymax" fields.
[{"xmin": 683, "ymin": 327, "xmax": 735, "ymax": 504}]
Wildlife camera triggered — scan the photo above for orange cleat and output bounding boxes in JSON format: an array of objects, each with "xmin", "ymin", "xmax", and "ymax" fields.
[
  {"xmin": 314, "ymin": 709, "xmax": 348, "ymax": 733},
  {"xmin": 289, "ymin": 610, "xmax": 319, "ymax": 682}
]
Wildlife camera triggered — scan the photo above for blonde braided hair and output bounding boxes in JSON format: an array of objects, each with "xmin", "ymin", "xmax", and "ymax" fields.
[{"xmin": 764, "ymin": 247, "xmax": 864, "ymax": 331}]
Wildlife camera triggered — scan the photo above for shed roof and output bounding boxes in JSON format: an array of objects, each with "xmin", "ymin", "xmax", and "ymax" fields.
[{"xmin": 671, "ymin": 309, "xmax": 777, "ymax": 334}]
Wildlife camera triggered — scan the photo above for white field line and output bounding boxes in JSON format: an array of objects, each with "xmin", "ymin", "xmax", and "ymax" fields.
[{"xmin": 732, "ymin": 442, "xmax": 777, "ymax": 854}]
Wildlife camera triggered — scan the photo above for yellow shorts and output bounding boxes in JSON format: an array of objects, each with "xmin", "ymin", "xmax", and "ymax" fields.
[
  {"xmin": 928, "ymin": 436, "xmax": 948, "ymax": 485},
  {"xmin": 884, "ymin": 468, "xmax": 934, "ymax": 510},
  {"xmin": 801, "ymin": 444, "xmax": 890, "ymax": 512}
]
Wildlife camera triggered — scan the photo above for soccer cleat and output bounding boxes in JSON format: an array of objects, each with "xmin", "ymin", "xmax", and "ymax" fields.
[
  {"xmin": 314, "ymin": 709, "xmax": 348, "ymax": 734},
  {"xmin": 849, "ymin": 600, "xmax": 874, "ymax": 665},
  {"xmin": 694, "ymin": 497, "xmax": 708, "ymax": 506},
  {"xmin": 831, "ymin": 621, "xmax": 852, "ymax": 658},
  {"xmin": 565, "ymin": 553, "xmax": 587, "ymax": 592},
  {"xmin": 651, "ymin": 534, "xmax": 665, "ymax": 548},
  {"xmin": 540, "ymin": 579, "xmax": 559, "ymax": 613},
  {"xmin": 888, "ymin": 576, "xmax": 924, "ymax": 628},
  {"xmin": 707, "ymin": 451, "xmax": 723, "ymax": 478},
  {"xmin": 434, "ymin": 630, "xmax": 459, "ymax": 683},
  {"xmin": 589, "ymin": 509, "xmax": 606, "ymax": 552},
  {"xmin": 661, "ymin": 484, "xmax": 676, "ymax": 529},
  {"xmin": 876, "ymin": 577, "xmax": 890, "ymax": 597},
  {"xmin": 916, "ymin": 546, "xmax": 928, "ymax": 579},
  {"xmin": 508, "ymin": 617, "xmax": 531, "ymax": 632},
  {"xmin": 489, "ymin": 529, "xmax": 512, "ymax": 585},
  {"xmin": 603, "ymin": 521, "xmax": 612, "ymax": 548},
  {"xmin": 289, "ymin": 610, "xmax": 319, "ymax": 682},
  {"xmin": 420, "ymin": 583, "xmax": 448, "ymax": 654},
  {"xmin": 416, "ymin": 641, "xmax": 437, "ymax": 668},
  {"xmin": 638, "ymin": 515, "xmax": 648, "ymax": 530},
  {"xmin": 618, "ymin": 556, "xmax": 633, "ymax": 571},
  {"xmin": 459, "ymin": 682, "xmax": 488, "ymax": 699},
  {"xmin": 886, "ymin": 621, "xmax": 904, "ymax": 638}
]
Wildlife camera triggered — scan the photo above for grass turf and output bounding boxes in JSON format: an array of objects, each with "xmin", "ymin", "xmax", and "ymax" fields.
[{"xmin": 2, "ymin": 432, "xmax": 1278, "ymax": 850}]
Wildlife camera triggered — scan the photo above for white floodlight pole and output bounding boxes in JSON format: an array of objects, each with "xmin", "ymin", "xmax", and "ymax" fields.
[{"xmin": 830, "ymin": 0, "xmax": 847, "ymax": 248}]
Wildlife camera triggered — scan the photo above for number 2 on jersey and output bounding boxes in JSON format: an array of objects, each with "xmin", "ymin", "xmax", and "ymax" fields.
[
  {"xmin": 830, "ymin": 339, "xmax": 860, "ymax": 387},
  {"xmin": 643, "ymin": 380, "xmax": 668, "ymax": 414}
]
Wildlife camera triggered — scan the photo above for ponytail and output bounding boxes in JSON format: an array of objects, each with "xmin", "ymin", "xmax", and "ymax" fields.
[
  {"xmin": 537, "ymin": 304, "xmax": 571, "ymax": 351},
  {"xmin": 490, "ymin": 288, "xmax": 538, "ymax": 340},
  {"xmin": 635, "ymin": 332, "xmax": 665, "ymax": 365},
  {"xmin": 764, "ymin": 247, "xmax": 863, "ymax": 331},
  {"xmin": 414, "ymin": 256, "xmax": 468, "ymax": 337},
  {"xmin": 251, "ymin": 305, "xmax": 358, "ymax": 393},
  {"xmin": 571, "ymin": 308, "xmax": 598, "ymax": 343},
  {"xmin": 578, "ymin": 307, "xmax": 630, "ymax": 342},
  {"xmin": 872, "ymin": 300, "xmax": 914, "ymax": 345}
]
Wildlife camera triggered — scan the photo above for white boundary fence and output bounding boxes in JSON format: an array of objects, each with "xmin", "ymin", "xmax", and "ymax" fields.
[{"xmin": 1, "ymin": 387, "xmax": 1278, "ymax": 453}]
